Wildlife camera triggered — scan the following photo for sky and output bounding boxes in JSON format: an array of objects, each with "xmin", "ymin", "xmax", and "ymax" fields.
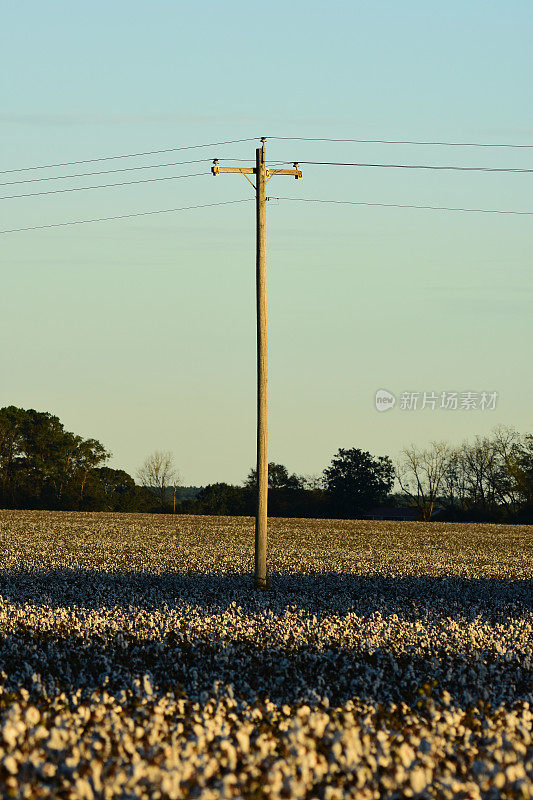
[{"xmin": 1, "ymin": 1, "xmax": 532, "ymax": 486}]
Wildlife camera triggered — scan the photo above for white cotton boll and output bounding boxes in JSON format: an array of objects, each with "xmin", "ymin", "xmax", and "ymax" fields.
[
  {"xmin": 398, "ymin": 743, "xmax": 416, "ymax": 768},
  {"xmin": 235, "ymin": 729, "xmax": 250, "ymax": 753},
  {"xmin": 1, "ymin": 722, "xmax": 20, "ymax": 750},
  {"xmin": 74, "ymin": 777, "xmax": 95, "ymax": 800},
  {"xmin": 24, "ymin": 707, "xmax": 40, "ymax": 728},
  {"xmin": 409, "ymin": 767, "xmax": 427, "ymax": 794}
]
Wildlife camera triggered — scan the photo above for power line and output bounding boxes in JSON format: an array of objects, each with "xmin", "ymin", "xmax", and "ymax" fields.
[
  {"xmin": 2, "ymin": 194, "xmax": 530, "ymax": 237},
  {"xmin": 278, "ymin": 161, "xmax": 533, "ymax": 174},
  {"xmin": 269, "ymin": 136, "xmax": 533, "ymax": 149},
  {"xmin": 3, "ymin": 133, "xmax": 531, "ymax": 178},
  {"xmin": 0, "ymin": 198, "xmax": 253, "ymax": 235},
  {"xmin": 0, "ymin": 138, "xmax": 259, "ymax": 175},
  {"xmin": 0, "ymin": 171, "xmax": 210, "ymax": 201},
  {"xmin": 0, "ymin": 157, "xmax": 282, "ymax": 187},
  {"xmin": 0, "ymin": 158, "xmax": 214, "ymax": 186},
  {"xmin": 270, "ymin": 197, "xmax": 533, "ymax": 215}
]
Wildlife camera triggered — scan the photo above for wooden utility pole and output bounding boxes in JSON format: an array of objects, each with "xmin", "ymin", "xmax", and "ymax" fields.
[
  {"xmin": 255, "ymin": 142, "xmax": 269, "ymax": 589},
  {"xmin": 212, "ymin": 138, "xmax": 302, "ymax": 589}
]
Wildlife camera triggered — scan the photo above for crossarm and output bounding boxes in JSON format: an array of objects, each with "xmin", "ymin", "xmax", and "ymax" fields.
[{"xmin": 211, "ymin": 162, "xmax": 302, "ymax": 179}]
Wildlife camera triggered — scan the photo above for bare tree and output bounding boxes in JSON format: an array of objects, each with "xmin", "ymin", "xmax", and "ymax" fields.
[
  {"xmin": 437, "ymin": 427, "xmax": 531, "ymax": 519},
  {"xmin": 396, "ymin": 441, "xmax": 452, "ymax": 521},
  {"xmin": 490, "ymin": 426, "xmax": 524, "ymax": 512},
  {"xmin": 508, "ymin": 432, "xmax": 533, "ymax": 508},
  {"xmin": 456, "ymin": 427, "xmax": 524, "ymax": 516},
  {"xmin": 137, "ymin": 451, "xmax": 180, "ymax": 511}
]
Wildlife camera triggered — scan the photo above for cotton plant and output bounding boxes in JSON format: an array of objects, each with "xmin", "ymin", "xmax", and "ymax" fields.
[{"xmin": 0, "ymin": 511, "xmax": 531, "ymax": 799}]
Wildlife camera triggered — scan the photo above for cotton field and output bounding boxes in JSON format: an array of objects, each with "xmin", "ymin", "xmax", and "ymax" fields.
[{"xmin": 0, "ymin": 512, "xmax": 531, "ymax": 799}]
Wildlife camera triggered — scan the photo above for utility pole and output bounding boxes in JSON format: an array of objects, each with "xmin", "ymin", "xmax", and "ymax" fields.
[{"xmin": 212, "ymin": 138, "xmax": 302, "ymax": 589}]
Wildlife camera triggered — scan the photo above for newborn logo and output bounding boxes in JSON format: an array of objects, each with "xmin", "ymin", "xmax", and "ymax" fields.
[{"xmin": 375, "ymin": 389, "xmax": 396, "ymax": 412}]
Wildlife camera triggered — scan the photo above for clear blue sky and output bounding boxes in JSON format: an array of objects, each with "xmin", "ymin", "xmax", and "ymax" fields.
[{"xmin": 1, "ymin": 1, "xmax": 532, "ymax": 485}]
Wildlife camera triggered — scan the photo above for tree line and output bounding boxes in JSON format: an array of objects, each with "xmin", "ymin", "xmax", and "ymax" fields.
[
  {"xmin": 0, "ymin": 407, "xmax": 152, "ymax": 511},
  {"xmin": 0, "ymin": 406, "xmax": 531, "ymax": 522}
]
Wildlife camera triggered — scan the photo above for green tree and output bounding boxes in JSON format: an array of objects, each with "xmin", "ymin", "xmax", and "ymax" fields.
[
  {"xmin": 84, "ymin": 467, "xmax": 140, "ymax": 511},
  {"xmin": 0, "ymin": 406, "xmax": 109, "ymax": 508},
  {"xmin": 245, "ymin": 462, "xmax": 302, "ymax": 490},
  {"xmin": 189, "ymin": 483, "xmax": 251, "ymax": 515},
  {"xmin": 324, "ymin": 448, "xmax": 394, "ymax": 517}
]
